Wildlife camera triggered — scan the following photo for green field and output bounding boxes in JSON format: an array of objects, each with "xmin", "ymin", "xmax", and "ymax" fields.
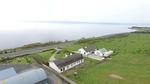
[
  {"xmin": 55, "ymin": 48, "xmax": 75, "ymax": 60},
  {"xmin": 1, "ymin": 32, "xmax": 150, "ymax": 84},
  {"xmin": 62, "ymin": 33, "xmax": 150, "ymax": 84},
  {"xmin": 37, "ymin": 49, "xmax": 56, "ymax": 61}
]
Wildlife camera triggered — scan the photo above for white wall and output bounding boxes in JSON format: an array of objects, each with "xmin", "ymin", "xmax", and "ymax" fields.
[
  {"xmin": 104, "ymin": 51, "xmax": 113, "ymax": 57},
  {"xmin": 49, "ymin": 62, "xmax": 62, "ymax": 73},
  {"xmin": 78, "ymin": 48, "xmax": 86, "ymax": 55},
  {"xmin": 78, "ymin": 48, "xmax": 94, "ymax": 56},
  {"xmin": 50, "ymin": 59, "xmax": 84, "ymax": 73},
  {"xmin": 64, "ymin": 59, "xmax": 84, "ymax": 71},
  {"xmin": 94, "ymin": 50, "xmax": 103, "ymax": 56}
]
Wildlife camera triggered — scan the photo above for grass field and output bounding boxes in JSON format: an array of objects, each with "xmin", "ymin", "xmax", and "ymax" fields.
[
  {"xmin": 37, "ymin": 49, "xmax": 56, "ymax": 61},
  {"xmin": 62, "ymin": 33, "xmax": 150, "ymax": 84},
  {"xmin": 55, "ymin": 48, "xmax": 75, "ymax": 60},
  {"xmin": 1, "ymin": 32, "xmax": 150, "ymax": 84}
]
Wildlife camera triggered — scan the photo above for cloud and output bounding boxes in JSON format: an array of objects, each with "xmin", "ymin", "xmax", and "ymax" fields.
[
  {"xmin": 0, "ymin": 0, "xmax": 150, "ymax": 31},
  {"xmin": 48, "ymin": 0, "xmax": 150, "ymax": 23}
]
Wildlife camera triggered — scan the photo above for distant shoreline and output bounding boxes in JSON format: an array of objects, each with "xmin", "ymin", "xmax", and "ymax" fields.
[
  {"xmin": 25, "ymin": 21, "xmax": 150, "ymax": 25},
  {"xmin": 2, "ymin": 26, "xmax": 146, "ymax": 52},
  {"xmin": 1, "ymin": 29, "xmax": 149, "ymax": 60},
  {"xmin": 0, "ymin": 31, "xmax": 135, "ymax": 53}
]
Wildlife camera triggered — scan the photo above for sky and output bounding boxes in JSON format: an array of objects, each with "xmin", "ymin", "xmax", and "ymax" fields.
[{"xmin": 0, "ymin": 0, "xmax": 150, "ymax": 31}]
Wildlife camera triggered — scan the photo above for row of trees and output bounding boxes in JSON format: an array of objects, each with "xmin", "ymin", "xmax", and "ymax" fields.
[
  {"xmin": 18, "ymin": 41, "xmax": 63, "ymax": 49},
  {"xmin": 0, "ymin": 41, "xmax": 64, "ymax": 54},
  {"xmin": 0, "ymin": 56, "xmax": 13, "ymax": 63},
  {"xmin": 76, "ymin": 33, "xmax": 129, "ymax": 44}
]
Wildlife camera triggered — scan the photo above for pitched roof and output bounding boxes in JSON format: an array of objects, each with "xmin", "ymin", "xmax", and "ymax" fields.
[
  {"xmin": 84, "ymin": 45, "xmax": 97, "ymax": 52},
  {"xmin": 54, "ymin": 53, "xmax": 83, "ymax": 68},
  {"xmin": 99, "ymin": 48, "xmax": 108, "ymax": 53}
]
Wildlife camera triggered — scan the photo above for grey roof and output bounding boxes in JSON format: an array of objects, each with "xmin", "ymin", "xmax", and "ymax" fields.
[
  {"xmin": 0, "ymin": 67, "xmax": 17, "ymax": 81},
  {"xmin": 54, "ymin": 54, "xmax": 83, "ymax": 68},
  {"xmin": 0, "ymin": 68, "xmax": 48, "ymax": 84},
  {"xmin": 84, "ymin": 45, "xmax": 97, "ymax": 52},
  {"xmin": 0, "ymin": 64, "xmax": 69, "ymax": 84},
  {"xmin": 99, "ymin": 48, "xmax": 108, "ymax": 53},
  {"xmin": 0, "ymin": 64, "xmax": 35, "ymax": 73}
]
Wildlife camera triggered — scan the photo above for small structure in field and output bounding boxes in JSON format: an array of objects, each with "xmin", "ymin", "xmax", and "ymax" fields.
[
  {"xmin": 95, "ymin": 48, "xmax": 113, "ymax": 57},
  {"xmin": 49, "ymin": 53, "xmax": 84, "ymax": 73}
]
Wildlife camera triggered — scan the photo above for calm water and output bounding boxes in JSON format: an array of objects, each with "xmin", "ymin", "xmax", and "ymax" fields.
[{"xmin": 0, "ymin": 22, "xmax": 147, "ymax": 49}]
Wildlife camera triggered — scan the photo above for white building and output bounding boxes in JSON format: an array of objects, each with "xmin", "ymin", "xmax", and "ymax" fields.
[
  {"xmin": 98, "ymin": 48, "xmax": 113, "ymax": 57},
  {"xmin": 78, "ymin": 45, "xmax": 97, "ymax": 56},
  {"xmin": 78, "ymin": 45, "xmax": 113, "ymax": 58},
  {"xmin": 49, "ymin": 54, "xmax": 84, "ymax": 73},
  {"xmin": 94, "ymin": 50, "xmax": 103, "ymax": 57}
]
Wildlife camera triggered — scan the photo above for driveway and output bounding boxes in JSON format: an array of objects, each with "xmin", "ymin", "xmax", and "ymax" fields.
[{"xmin": 49, "ymin": 49, "xmax": 61, "ymax": 61}]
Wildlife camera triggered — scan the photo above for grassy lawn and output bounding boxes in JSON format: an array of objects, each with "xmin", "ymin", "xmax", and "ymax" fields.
[
  {"xmin": 62, "ymin": 33, "xmax": 150, "ymax": 84},
  {"xmin": 37, "ymin": 49, "xmax": 56, "ymax": 61},
  {"xmin": 55, "ymin": 48, "xmax": 76, "ymax": 60},
  {"xmin": 0, "ymin": 56, "xmax": 32, "ymax": 64}
]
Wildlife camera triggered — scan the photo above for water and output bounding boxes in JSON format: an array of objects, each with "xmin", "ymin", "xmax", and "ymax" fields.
[{"xmin": 0, "ymin": 22, "xmax": 147, "ymax": 49}]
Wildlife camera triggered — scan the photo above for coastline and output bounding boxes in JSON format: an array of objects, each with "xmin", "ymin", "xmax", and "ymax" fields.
[
  {"xmin": 1, "ymin": 29, "xmax": 150, "ymax": 84},
  {"xmin": 0, "ymin": 30, "xmax": 136, "ymax": 54}
]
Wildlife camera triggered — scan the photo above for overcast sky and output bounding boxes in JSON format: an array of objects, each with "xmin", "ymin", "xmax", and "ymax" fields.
[{"xmin": 0, "ymin": 0, "xmax": 150, "ymax": 31}]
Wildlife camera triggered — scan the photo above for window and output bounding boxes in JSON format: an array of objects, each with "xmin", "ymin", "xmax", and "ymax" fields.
[
  {"xmin": 61, "ymin": 68, "xmax": 65, "ymax": 71},
  {"xmin": 77, "ymin": 61, "xmax": 80, "ymax": 64},
  {"xmin": 66, "ymin": 65, "xmax": 69, "ymax": 70},
  {"xmin": 61, "ymin": 69, "xmax": 63, "ymax": 71},
  {"xmin": 71, "ymin": 63, "xmax": 73, "ymax": 67}
]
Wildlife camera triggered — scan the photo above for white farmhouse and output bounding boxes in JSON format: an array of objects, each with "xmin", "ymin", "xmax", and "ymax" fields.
[
  {"xmin": 49, "ymin": 54, "xmax": 84, "ymax": 73},
  {"xmin": 78, "ymin": 45, "xmax": 97, "ymax": 56}
]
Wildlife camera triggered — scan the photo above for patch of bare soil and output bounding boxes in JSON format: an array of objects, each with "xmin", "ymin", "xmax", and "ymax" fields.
[{"xmin": 109, "ymin": 74, "xmax": 125, "ymax": 80}]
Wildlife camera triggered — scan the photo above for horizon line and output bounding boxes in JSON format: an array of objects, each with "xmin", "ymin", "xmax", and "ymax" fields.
[{"xmin": 22, "ymin": 21, "xmax": 150, "ymax": 25}]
